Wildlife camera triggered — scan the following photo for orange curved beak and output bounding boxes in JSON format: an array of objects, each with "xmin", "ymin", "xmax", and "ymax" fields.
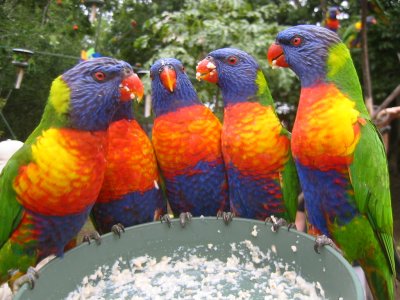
[
  {"xmin": 196, "ymin": 58, "xmax": 218, "ymax": 83},
  {"xmin": 267, "ymin": 43, "xmax": 289, "ymax": 68},
  {"xmin": 160, "ymin": 66, "xmax": 177, "ymax": 92},
  {"xmin": 120, "ymin": 73, "xmax": 144, "ymax": 102}
]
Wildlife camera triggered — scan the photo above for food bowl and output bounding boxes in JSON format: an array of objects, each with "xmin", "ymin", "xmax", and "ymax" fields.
[{"xmin": 14, "ymin": 217, "xmax": 363, "ymax": 299}]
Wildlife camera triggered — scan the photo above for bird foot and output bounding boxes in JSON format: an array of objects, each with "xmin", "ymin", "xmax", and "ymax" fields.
[
  {"xmin": 314, "ymin": 235, "xmax": 342, "ymax": 254},
  {"xmin": 82, "ymin": 230, "xmax": 102, "ymax": 245},
  {"xmin": 111, "ymin": 223, "xmax": 125, "ymax": 238},
  {"xmin": 160, "ymin": 214, "xmax": 172, "ymax": 227},
  {"xmin": 179, "ymin": 212, "xmax": 192, "ymax": 228},
  {"xmin": 265, "ymin": 216, "xmax": 295, "ymax": 232},
  {"xmin": 217, "ymin": 211, "xmax": 234, "ymax": 225},
  {"xmin": 10, "ymin": 267, "xmax": 39, "ymax": 292}
]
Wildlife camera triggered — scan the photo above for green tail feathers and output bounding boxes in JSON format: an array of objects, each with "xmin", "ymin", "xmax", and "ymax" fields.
[{"xmin": 360, "ymin": 257, "xmax": 395, "ymax": 300}]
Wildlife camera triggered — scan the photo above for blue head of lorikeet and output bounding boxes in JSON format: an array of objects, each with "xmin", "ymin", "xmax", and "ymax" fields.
[
  {"xmin": 59, "ymin": 57, "xmax": 143, "ymax": 130},
  {"xmin": 150, "ymin": 58, "xmax": 199, "ymax": 116},
  {"xmin": 196, "ymin": 48, "xmax": 262, "ymax": 104},
  {"xmin": 268, "ymin": 25, "xmax": 342, "ymax": 87}
]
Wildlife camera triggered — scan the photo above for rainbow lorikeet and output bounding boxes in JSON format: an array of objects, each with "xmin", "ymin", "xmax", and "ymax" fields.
[
  {"xmin": 267, "ymin": 25, "xmax": 397, "ymax": 300},
  {"xmin": 0, "ymin": 58, "xmax": 143, "ymax": 289},
  {"xmin": 196, "ymin": 48, "xmax": 299, "ymax": 224},
  {"xmin": 91, "ymin": 100, "xmax": 166, "ymax": 235},
  {"xmin": 150, "ymin": 58, "xmax": 229, "ymax": 226},
  {"xmin": 324, "ymin": 6, "xmax": 340, "ymax": 32},
  {"xmin": 342, "ymin": 16, "xmax": 377, "ymax": 49}
]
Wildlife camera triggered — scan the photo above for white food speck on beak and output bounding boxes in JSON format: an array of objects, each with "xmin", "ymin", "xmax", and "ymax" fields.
[
  {"xmin": 206, "ymin": 62, "xmax": 216, "ymax": 69},
  {"xmin": 196, "ymin": 72, "xmax": 202, "ymax": 81}
]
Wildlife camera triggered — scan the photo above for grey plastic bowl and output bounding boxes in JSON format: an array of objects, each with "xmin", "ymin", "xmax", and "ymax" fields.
[{"xmin": 14, "ymin": 217, "xmax": 363, "ymax": 299}]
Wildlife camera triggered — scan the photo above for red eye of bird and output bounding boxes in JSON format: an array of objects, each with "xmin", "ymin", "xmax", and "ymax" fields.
[
  {"xmin": 181, "ymin": 66, "xmax": 185, "ymax": 72},
  {"xmin": 227, "ymin": 56, "xmax": 238, "ymax": 65},
  {"xmin": 291, "ymin": 36, "xmax": 302, "ymax": 46},
  {"xmin": 94, "ymin": 71, "xmax": 106, "ymax": 81}
]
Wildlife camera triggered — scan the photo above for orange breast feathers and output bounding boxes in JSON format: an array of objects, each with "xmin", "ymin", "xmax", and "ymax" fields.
[
  {"xmin": 291, "ymin": 83, "xmax": 363, "ymax": 170},
  {"xmin": 13, "ymin": 128, "xmax": 108, "ymax": 216},
  {"xmin": 152, "ymin": 105, "xmax": 223, "ymax": 178},
  {"xmin": 97, "ymin": 119, "xmax": 159, "ymax": 203},
  {"xmin": 222, "ymin": 102, "xmax": 290, "ymax": 177}
]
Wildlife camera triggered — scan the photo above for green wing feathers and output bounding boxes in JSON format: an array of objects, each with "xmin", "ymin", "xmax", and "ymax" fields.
[
  {"xmin": 280, "ymin": 129, "xmax": 300, "ymax": 223},
  {"xmin": 0, "ymin": 146, "xmax": 31, "ymax": 248},
  {"xmin": 350, "ymin": 120, "xmax": 395, "ymax": 275}
]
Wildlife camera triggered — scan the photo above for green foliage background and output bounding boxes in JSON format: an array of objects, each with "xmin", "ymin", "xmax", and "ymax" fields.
[{"xmin": 0, "ymin": 0, "xmax": 399, "ymax": 140}]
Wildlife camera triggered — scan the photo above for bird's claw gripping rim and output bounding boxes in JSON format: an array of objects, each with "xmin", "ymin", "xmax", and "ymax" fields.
[
  {"xmin": 314, "ymin": 235, "xmax": 342, "ymax": 254},
  {"xmin": 111, "ymin": 223, "xmax": 125, "ymax": 238},
  {"xmin": 265, "ymin": 216, "xmax": 296, "ymax": 232},
  {"xmin": 82, "ymin": 231, "xmax": 102, "ymax": 245},
  {"xmin": 160, "ymin": 214, "xmax": 172, "ymax": 227},
  {"xmin": 216, "ymin": 211, "xmax": 234, "ymax": 225},
  {"xmin": 11, "ymin": 266, "xmax": 39, "ymax": 291},
  {"xmin": 179, "ymin": 212, "xmax": 193, "ymax": 228}
]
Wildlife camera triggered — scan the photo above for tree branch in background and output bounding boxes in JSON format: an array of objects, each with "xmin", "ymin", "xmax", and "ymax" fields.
[
  {"xmin": 320, "ymin": 0, "xmax": 327, "ymax": 24},
  {"xmin": 41, "ymin": 0, "xmax": 51, "ymax": 27},
  {"xmin": 372, "ymin": 86, "xmax": 400, "ymax": 153},
  {"xmin": 361, "ymin": 0, "xmax": 374, "ymax": 115},
  {"xmin": 372, "ymin": 85, "xmax": 400, "ymax": 120}
]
